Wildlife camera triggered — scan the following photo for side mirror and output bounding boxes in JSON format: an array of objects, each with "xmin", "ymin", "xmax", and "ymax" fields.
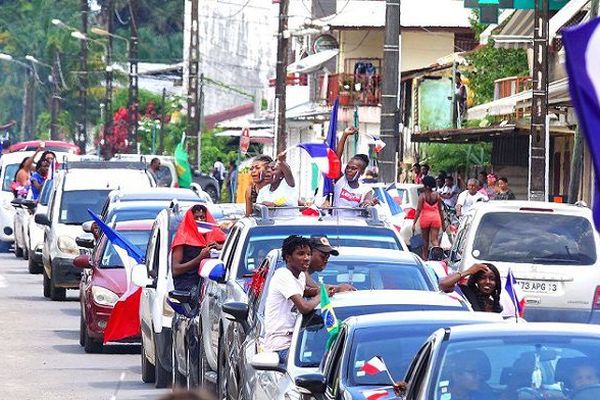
[
  {"xmin": 73, "ymin": 254, "xmax": 91, "ymax": 269},
  {"xmin": 222, "ymin": 302, "xmax": 250, "ymax": 334},
  {"xmin": 131, "ymin": 263, "xmax": 153, "ymax": 288},
  {"xmin": 199, "ymin": 259, "xmax": 226, "ymax": 283},
  {"xmin": 82, "ymin": 220, "xmax": 94, "ymax": 233},
  {"xmin": 10, "ymin": 199, "xmax": 23, "ymax": 209},
  {"xmin": 21, "ymin": 199, "xmax": 36, "ymax": 211},
  {"xmin": 34, "ymin": 213, "xmax": 51, "ymax": 227},
  {"xmin": 250, "ymin": 352, "xmax": 286, "ymax": 373},
  {"xmin": 168, "ymin": 290, "xmax": 192, "ymax": 304},
  {"xmin": 75, "ymin": 235, "xmax": 95, "ymax": 249},
  {"xmin": 295, "ymin": 373, "xmax": 327, "ymax": 395}
]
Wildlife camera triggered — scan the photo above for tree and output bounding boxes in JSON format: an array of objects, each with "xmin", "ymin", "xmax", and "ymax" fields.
[{"xmin": 420, "ymin": 142, "xmax": 492, "ymax": 176}]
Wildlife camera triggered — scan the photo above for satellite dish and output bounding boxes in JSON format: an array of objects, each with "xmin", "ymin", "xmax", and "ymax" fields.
[{"xmin": 286, "ymin": 49, "xmax": 339, "ymax": 74}]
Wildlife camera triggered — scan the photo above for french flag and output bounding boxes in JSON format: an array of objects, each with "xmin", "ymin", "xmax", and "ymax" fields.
[
  {"xmin": 199, "ymin": 258, "xmax": 226, "ymax": 281},
  {"xmin": 361, "ymin": 356, "xmax": 388, "ymax": 376},
  {"xmin": 88, "ymin": 210, "xmax": 145, "ymax": 343},
  {"xmin": 197, "ymin": 221, "xmax": 217, "ymax": 234},
  {"xmin": 504, "ymin": 268, "xmax": 525, "ymax": 318},
  {"xmin": 365, "ymin": 132, "xmax": 386, "ymax": 153},
  {"xmin": 297, "ymin": 142, "xmax": 341, "ymax": 179}
]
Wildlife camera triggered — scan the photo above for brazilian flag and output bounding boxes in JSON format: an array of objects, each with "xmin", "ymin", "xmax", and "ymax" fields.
[
  {"xmin": 320, "ymin": 283, "xmax": 341, "ymax": 349},
  {"xmin": 174, "ymin": 134, "xmax": 192, "ymax": 188}
]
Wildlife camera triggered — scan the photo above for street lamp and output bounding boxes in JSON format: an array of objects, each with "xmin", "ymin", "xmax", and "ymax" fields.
[{"xmin": 0, "ymin": 53, "xmax": 36, "ymax": 139}]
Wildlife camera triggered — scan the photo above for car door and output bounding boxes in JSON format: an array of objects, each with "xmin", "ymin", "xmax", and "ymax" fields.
[
  {"xmin": 324, "ymin": 328, "xmax": 348, "ymax": 400},
  {"xmin": 43, "ymin": 177, "xmax": 60, "ymax": 270},
  {"xmin": 141, "ymin": 222, "xmax": 159, "ymax": 343},
  {"xmin": 404, "ymin": 340, "xmax": 435, "ymax": 400}
]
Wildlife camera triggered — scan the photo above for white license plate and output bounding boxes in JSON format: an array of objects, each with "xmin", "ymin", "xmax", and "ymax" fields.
[{"xmin": 517, "ymin": 280, "xmax": 559, "ymax": 293}]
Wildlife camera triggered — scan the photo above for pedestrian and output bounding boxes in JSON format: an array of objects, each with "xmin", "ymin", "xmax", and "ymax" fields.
[
  {"xmin": 438, "ymin": 263, "xmax": 503, "ymax": 313},
  {"xmin": 435, "ymin": 174, "xmax": 445, "ymax": 191},
  {"xmin": 455, "ymin": 71, "xmax": 468, "ymax": 125},
  {"xmin": 420, "ymin": 163, "xmax": 430, "ymax": 178},
  {"xmin": 478, "ymin": 170, "xmax": 488, "ymax": 191},
  {"xmin": 30, "ymin": 159, "xmax": 49, "ymax": 201},
  {"xmin": 328, "ymin": 127, "xmax": 376, "ymax": 216},
  {"xmin": 439, "ymin": 176, "xmax": 460, "ymax": 208},
  {"xmin": 244, "ymin": 155, "xmax": 273, "ymax": 216},
  {"xmin": 304, "ymin": 236, "xmax": 355, "ymax": 296},
  {"xmin": 226, "ymin": 160, "xmax": 238, "ymax": 202},
  {"xmin": 212, "ymin": 157, "xmax": 226, "ymax": 192},
  {"xmin": 263, "ymin": 235, "xmax": 321, "ymax": 363},
  {"xmin": 411, "ymin": 163, "xmax": 422, "ymax": 184},
  {"xmin": 455, "ymin": 178, "xmax": 488, "ymax": 218},
  {"xmin": 256, "ymin": 152, "xmax": 298, "ymax": 216},
  {"xmin": 482, "ymin": 173, "xmax": 498, "ymax": 200},
  {"xmin": 495, "ymin": 177, "xmax": 516, "ymax": 200},
  {"xmin": 413, "ymin": 176, "xmax": 444, "ymax": 260}
]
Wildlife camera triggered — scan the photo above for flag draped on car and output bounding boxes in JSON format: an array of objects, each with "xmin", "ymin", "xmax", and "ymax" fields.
[
  {"xmin": 320, "ymin": 283, "xmax": 340, "ymax": 349},
  {"xmin": 87, "ymin": 210, "xmax": 146, "ymax": 344},
  {"xmin": 563, "ymin": 17, "xmax": 600, "ymax": 229},
  {"xmin": 174, "ymin": 133, "xmax": 192, "ymax": 188}
]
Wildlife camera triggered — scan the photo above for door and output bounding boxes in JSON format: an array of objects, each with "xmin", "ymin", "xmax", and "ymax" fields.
[{"xmin": 141, "ymin": 223, "xmax": 159, "ymax": 345}]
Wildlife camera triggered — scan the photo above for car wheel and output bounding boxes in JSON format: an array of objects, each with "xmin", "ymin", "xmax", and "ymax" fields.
[
  {"xmin": 154, "ymin": 331, "xmax": 171, "ymax": 389},
  {"xmin": 14, "ymin": 244, "xmax": 23, "ymax": 258},
  {"xmin": 198, "ymin": 324, "xmax": 210, "ymax": 388},
  {"xmin": 141, "ymin": 334, "xmax": 156, "ymax": 383},
  {"xmin": 171, "ymin": 335, "xmax": 186, "ymax": 389},
  {"xmin": 28, "ymin": 252, "xmax": 42, "ymax": 274},
  {"xmin": 22, "ymin": 244, "xmax": 29, "ymax": 260},
  {"xmin": 49, "ymin": 267, "xmax": 66, "ymax": 301},
  {"xmin": 83, "ymin": 328, "xmax": 103, "ymax": 353},
  {"xmin": 205, "ymin": 185, "xmax": 219, "ymax": 203},
  {"xmin": 79, "ymin": 308, "xmax": 86, "ymax": 347},
  {"xmin": 43, "ymin": 268, "xmax": 51, "ymax": 298},
  {"xmin": 217, "ymin": 331, "xmax": 229, "ymax": 400}
]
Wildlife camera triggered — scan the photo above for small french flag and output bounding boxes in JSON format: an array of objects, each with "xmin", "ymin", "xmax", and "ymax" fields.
[
  {"xmin": 197, "ymin": 221, "xmax": 216, "ymax": 234},
  {"xmin": 504, "ymin": 268, "xmax": 526, "ymax": 318},
  {"xmin": 297, "ymin": 142, "xmax": 341, "ymax": 179},
  {"xmin": 199, "ymin": 258, "xmax": 226, "ymax": 281},
  {"xmin": 361, "ymin": 389, "xmax": 389, "ymax": 400},
  {"xmin": 364, "ymin": 133, "xmax": 386, "ymax": 153},
  {"xmin": 361, "ymin": 356, "xmax": 388, "ymax": 375}
]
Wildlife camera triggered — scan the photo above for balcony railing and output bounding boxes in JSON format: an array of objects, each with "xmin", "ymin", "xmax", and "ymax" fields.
[
  {"xmin": 493, "ymin": 76, "xmax": 532, "ymax": 100},
  {"xmin": 268, "ymin": 73, "xmax": 308, "ymax": 87},
  {"xmin": 321, "ymin": 73, "xmax": 382, "ymax": 107}
]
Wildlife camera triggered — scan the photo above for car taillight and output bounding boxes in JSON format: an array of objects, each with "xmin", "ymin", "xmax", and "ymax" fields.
[
  {"xmin": 174, "ymin": 181, "xmax": 179, "ymax": 188},
  {"xmin": 593, "ymin": 286, "xmax": 600, "ymax": 310},
  {"xmin": 405, "ymin": 208, "xmax": 416, "ymax": 220}
]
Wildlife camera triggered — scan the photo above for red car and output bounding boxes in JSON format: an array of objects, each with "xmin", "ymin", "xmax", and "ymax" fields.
[
  {"xmin": 75, "ymin": 220, "xmax": 153, "ymax": 353},
  {"xmin": 9, "ymin": 140, "xmax": 81, "ymax": 154}
]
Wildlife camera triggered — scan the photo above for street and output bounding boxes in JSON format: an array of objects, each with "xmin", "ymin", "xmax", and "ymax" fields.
[{"xmin": 0, "ymin": 252, "xmax": 167, "ymax": 400}]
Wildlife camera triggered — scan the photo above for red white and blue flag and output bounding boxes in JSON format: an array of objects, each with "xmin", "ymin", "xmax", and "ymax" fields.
[
  {"xmin": 361, "ymin": 356, "xmax": 388, "ymax": 375},
  {"xmin": 364, "ymin": 132, "xmax": 386, "ymax": 153},
  {"xmin": 198, "ymin": 258, "xmax": 226, "ymax": 281},
  {"xmin": 197, "ymin": 221, "xmax": 218, "ymax": 234},
  {"xmin": 504, "ymin": 268, "xmax": 525, "ymax": 318},
  {"xmin": 297, "ymin": 142, "xmax": 341, "ymax": 179},
  {"xmin": 361, "ymin": 389, "xmax": 390, "ymax": 400}
]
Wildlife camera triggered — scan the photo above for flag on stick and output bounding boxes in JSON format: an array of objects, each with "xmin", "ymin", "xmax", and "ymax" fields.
[{"xmin": 320, "ymin": 283, "xmax": 340, "ymax": 349}]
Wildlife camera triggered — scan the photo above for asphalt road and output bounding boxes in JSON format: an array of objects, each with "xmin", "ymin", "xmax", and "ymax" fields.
[{"xmin": 0, "ymin": 252, "xmax": 168, "ymax": 400}]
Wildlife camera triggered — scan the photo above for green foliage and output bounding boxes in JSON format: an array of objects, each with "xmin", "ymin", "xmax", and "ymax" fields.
[
  {"xmin": 421, "ymin": 142, "xmax": 492, "ymax": 174},
  {"xmin": 199, "ymin": 130, "xmax": 238, "ymax": 173},
  {"xmin": 35, "ymin": 111, "xmax": 75, "ymax": 140},
  {"xmin": 465, "ymin": 44, "xmax": 530, "ymax": 106},
  {"xmin": 469, "ymin": 9, "xmax": 488, "ymax": 41}
]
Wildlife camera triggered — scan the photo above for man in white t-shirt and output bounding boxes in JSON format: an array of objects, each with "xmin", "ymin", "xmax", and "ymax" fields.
[
  {"xmin": 212, "ymin": 158, "xmax": 225, "ymax": 191},
  {"xmin": 439, "ymin": 176, "xmax": 460, "ymax": 208},
  {"xmin": 456, "ymin": 178, "xmax": 488, "ymax": 217},
  {"xmin": 263, "ymin": 235, "xmax": 321, "ymax": 363}
]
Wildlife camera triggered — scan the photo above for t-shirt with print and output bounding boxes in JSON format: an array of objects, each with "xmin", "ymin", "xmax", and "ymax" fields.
[
  {"xmin": 256, "ymin": 180, "xmax": 299, "ymax": 217},
  {"xmin": 333, "ymin": 175, "xmax": 371, "ymax": 217},
  {"xmin": 263, "ymin": 268, "xmax": 306, "ymax": 352},
  {"xmin": 439, "ymin": 184, "xmax": 460, "ymax": 208},
  {"xmin": 456, "ymin": 190, "xmax": 488, "ymax": 215}
]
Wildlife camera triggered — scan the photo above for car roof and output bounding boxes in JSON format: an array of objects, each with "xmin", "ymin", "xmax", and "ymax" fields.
[
  {"xmin": 344, "ymin": 310, "xmax": 502, "ymax": 330},
  {"xmin": 242, "ymin": 214, "xmax": 385, "ymax": 228},
  {"xmin": 110, "ymin": 199, "xmax": 201, "ymax": 210},
  {"xmin": 61, "ymin": 168, "xmax": 151, "ymax": 191},
  {"xmin": 0, "ymin": 151, "xmax": 36, "ymax": 164},
  {"xmin": 109, "ymin": 188, "xmax": 199, "ymax": 202},
  {"xmin": 470, "ymin": 200, "xmax": 591, "ymax": 216},
  {"xmin": 324, "ymin": 290, "xmax": 466, "ymax": 310},
  {"xmin": 333, "ymin": 247, "xmax": 418, "ymax": 263},
  {"xmin": 114, "ymin": 219, "xmax": 155, "ymax": 231},
  {"xmin": 444, "ymin": 322, "xmax": 600, "ymax": 341}
]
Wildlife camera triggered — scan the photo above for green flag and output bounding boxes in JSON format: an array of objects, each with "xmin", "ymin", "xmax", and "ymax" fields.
[
  {"xmin": 320, "ymin": 283, "xmax": 340, "ymax": 349},
  {"xmin": 174, "ymin": 134, "xmax": 192, "ymax": 188}
]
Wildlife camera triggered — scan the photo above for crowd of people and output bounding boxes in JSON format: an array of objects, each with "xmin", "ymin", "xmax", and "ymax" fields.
[{"xmin": 11, "ymin": 146, "xmax": 57, "ymax": 200}]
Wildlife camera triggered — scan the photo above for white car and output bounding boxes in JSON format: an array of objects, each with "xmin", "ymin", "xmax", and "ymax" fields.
[
  {"xmin": 35, "ymin": 161, "xmax": 155, "ymax": 300},
  {"xmin": 449, "ymin": 200, "xmax": 600, "ymax": 323}
]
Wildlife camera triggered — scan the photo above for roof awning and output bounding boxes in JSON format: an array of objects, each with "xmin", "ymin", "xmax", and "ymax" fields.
[
  {"xmin": 492, "ymin": 10, "xmax": 534, "ymax": 49},
  {"xmin": 411, "ymin": 125, "xmax": 519, "ymax": 143}
]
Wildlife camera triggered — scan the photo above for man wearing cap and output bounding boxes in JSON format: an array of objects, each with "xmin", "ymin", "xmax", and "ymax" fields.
[{"xmin": 304, "ymin": 236, "xmax": 355, "ymax": 297}]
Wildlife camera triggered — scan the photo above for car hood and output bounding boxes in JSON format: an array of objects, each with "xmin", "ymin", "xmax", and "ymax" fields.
[
  {"xmin": 92, "ymin": 267, "xmax": 127, "ymax": 295},
  {"xmin": 346, "ymin": 385, "xmax": 396, "ymax": 399}
]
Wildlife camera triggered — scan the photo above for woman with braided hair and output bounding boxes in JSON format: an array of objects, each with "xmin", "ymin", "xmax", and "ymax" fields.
[{"xmin": 439, "ymin": 263, "xmax": 503, "ymax": 313}]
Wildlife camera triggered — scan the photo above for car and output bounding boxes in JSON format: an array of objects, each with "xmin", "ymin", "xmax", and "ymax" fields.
[
  {"xmin": 104, "ymin": 200, "xmax": 199, "ymax": 225},
  {"xmin": 9, "ymin": 140, "xmax": 81, "ymax": 154},
  {"xmin": 449, "ymin": 200, "xmax": 600, "ymax": 323},
  {"xmin": 196, "ymin": 205, "xmax": 409, "ymax": 393},
  {"xmin": 226, "ymin": 290, "xmax": 471, "ymax": 400},
  {"xmin": 35, "ymin": 160, "xmax": 155, "ymax": 301},
  {"xmin": 11, "ymin": 198, "xmax": 35, "ymax": 259},
  {"xmin": 25, "ymin": 179, "xmax": 54, "ymax": 273},
  {"xmin": 192, "ymin": 169, "xmax": 221, "ymax": 203},
  {"xmin": 400, "ymin": 322, "xmax": 600, "ymax": 400},
  {"xmin": 293, "ymin": 311, "xmax": 504, "ymax": 400},
  {"xmin": 173, "ymin": 246, "xmax": 439, "ymax": 391},
  {"xmin": 74, "ymin": 219, "xmax": 153, "ymax": 353},
  {"xmin": 205, "ymin": 203, "xmax": 245, "ymax": 233}
]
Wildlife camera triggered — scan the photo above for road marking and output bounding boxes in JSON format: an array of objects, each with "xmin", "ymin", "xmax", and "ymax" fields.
[
  {"xmin": 109, "ymin": 371, "xmax": 126, "ymax": 400},
  {"xmin": 0, "ymin": 274, "xmax": 7, "ymax": 288}
]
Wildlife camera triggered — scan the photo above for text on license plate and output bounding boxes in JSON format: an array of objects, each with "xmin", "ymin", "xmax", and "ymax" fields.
[{"xmin": 517, "ymin": 280, "xmax": 559, "ymax": 293}]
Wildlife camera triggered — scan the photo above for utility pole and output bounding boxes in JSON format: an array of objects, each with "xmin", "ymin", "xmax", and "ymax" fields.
[
  {"xmin": 528, "ymin": 0, "xmax": 549, "ymax": 201},
  {"xmin": 21, "ymin": 70, "xmax": 35, "ymax": 141},
  {"xmin": 274, "ymin": 0, "xmax": 289, "ymax": 154},
  {"xmin": 78, "ymin": 0, "xmax": 88, "ymax": 154},
  {"xmin": 379, "ymin": 0, "xmax": 401, "ymax": 183},
  {"xmin": 128, "ymin": 0, "xmax": 139, "ymax": 153},
  {"xmin": 186, "ymin": 0, "xmax": 200, "ymax": 169},
  {"xmin": 568, "ymin": 0, "xmax": 598, "ymax": 203},
  {"xmin": 159, "ymin": 87, "xmax": 166, "ymax": 154},
  {"xmin": 198, "ymin": 73, "xmax": 205, "ymax": 171},
  {"xmin": 105, "ymin": 0, "xmax": 114, "ymax": 129},
  {"xmin": 50, "ymin": 50, "xmax": 60, "ymax": 141}
]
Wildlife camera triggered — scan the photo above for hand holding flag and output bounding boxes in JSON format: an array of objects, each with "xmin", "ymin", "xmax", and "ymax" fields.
[{"xmin": 361, "ymin": 356, "xmax": 397, "ymax": 387}]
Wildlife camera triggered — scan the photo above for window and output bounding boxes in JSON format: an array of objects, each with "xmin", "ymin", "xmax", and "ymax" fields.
[
  {"xmin": 2, "ymin": 163, "xmax": 19, "ymax": 192},
  {"xmin": 100, "ymin": 230, "xmax": 151, "ymax": 268},
  {"xmin": 59, "ymin": 190, "xmax": 111, "ymax": 224},
  {"xmin": 150, "ymin": 230, "xmax": 161, "ymax": 279},
  {"xmin": 107, "ymin": 207, "xmax": 164, "ymax": 223},
  {"xmin": 472, "ymin": 212, "xmax": 596, "ymax": 265},
  {"xmin": 39, "ymin": 179, "xmax": 54, "ymax": 206}
]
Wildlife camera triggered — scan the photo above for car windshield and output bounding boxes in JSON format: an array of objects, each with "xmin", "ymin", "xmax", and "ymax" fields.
[
  {"xmin": 59, "ymin": 190, "xmax": 111, "ymax": 224},
  {"xmin": 2, "ymin": 164, "xmax": 19, "ymax": 192},
  {"xmin": 154, "ymin": 165, "xmax": 173, "ymax": 187},
  {"xmin": 107, "ymin": 206, "xmax": 165, "ymax": 223},
  {"xmin": 315, "ymin": 260, "xmax": 434, "ymax": 291},
  {"xmin": 239, "ymin": 226, "xmax": 402, "ymax": 278},
  {"xmin": 349, "ymin": 325, "xmax": 446, "ymax": 387},
  {"xmin": 295, "ymin": 304, "xmax": 466, "ymax": 368},
  {"xmin": 100, "ymin": 230, "xmax": 151, "ymax": 268},
  {"xmin": 39, "ymin": 179, "xmax": 54, "ymax": 206},
  {"xmin": 431, "ymin": 336, "xmax": 600, "ymax": 400},
  {"xmin": 472, "ymin": 212, "xmax": 596, "ymax": 265}
]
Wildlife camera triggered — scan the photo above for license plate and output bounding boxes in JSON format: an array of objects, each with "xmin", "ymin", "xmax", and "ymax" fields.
[{"xmin": 517, "ymin": 280, "xmax": 559, "ymax": 293}]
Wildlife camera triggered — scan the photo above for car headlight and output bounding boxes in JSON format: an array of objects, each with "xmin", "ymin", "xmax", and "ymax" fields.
[
  {"xmin": 92, "ymin": 286, "xmax": 119, "ymax": 307},
  {"xmin": 57, "ymin": 235, "xmax": 79, "ymax": 255}
]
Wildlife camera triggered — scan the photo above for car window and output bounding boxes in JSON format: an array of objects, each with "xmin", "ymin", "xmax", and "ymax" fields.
[
  {"xmin": 39, "ymin": 179, "xmax": 54, "ymax": 206},
  {"xmin": 238, "ymin": 226, "xmax": 402, "ymax": 279},
  {"xmin": 100, "ymin": 230, "xmax": 151, "ymax": 268},
  {"xmin": 431, "ymin": 336, "xmax": 600, "ymax": 400},
  {"xmin": 155, "ymin": 165, "xmax": 173, "ymax": 187},
  {"xmin": 107, "ymin": 207, "xmax": 164, "ymax": 223},
  {"xmin": 59, "ymin": 189, "xmax": 111, "ymax": 224},
  {"xmin": 2, "ymin": 163, "xmax": 19, "ymax": 192},
  {"xmin": 472, "ymin": 212, "xmax": 596, "ymax": 265},
  {"xmin": 325, "ymin": 328, "xmax": 347, "ymax": 396}
]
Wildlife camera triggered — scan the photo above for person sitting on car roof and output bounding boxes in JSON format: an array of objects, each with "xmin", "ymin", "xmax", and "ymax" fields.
[
  {"xmin": 256, "ymin": 152, "xmax": 298, "ymax": 217},
  {"xmin": 263, "ymin": 235, "xmax": 323, "ymax": 364},
  {"xmin": 245, "ymin": 155, "xmax": 273, "ymax": 216}
]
